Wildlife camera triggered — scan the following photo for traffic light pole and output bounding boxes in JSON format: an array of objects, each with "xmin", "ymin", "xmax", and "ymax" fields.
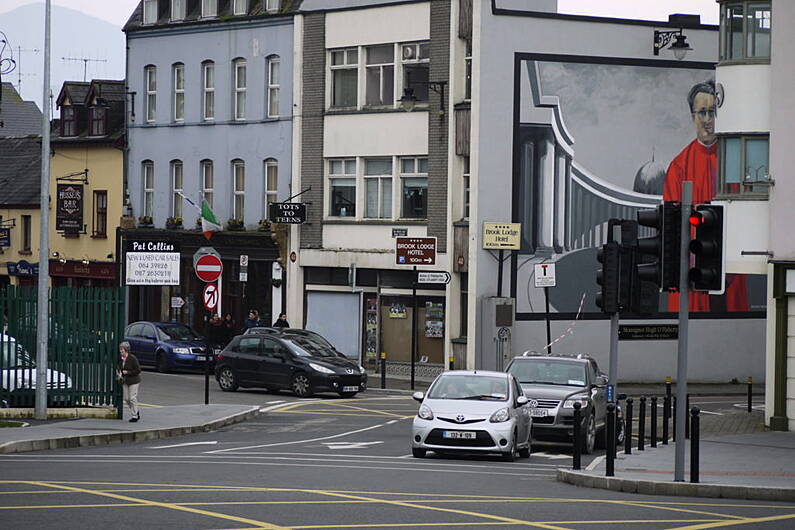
[
  {"xmin": 674, "ymin": 181, "xmax": 692, "ymax": 482},
  {"xmin": 608, "ymin": 312, "xmax": 619, "ymax": 404}
]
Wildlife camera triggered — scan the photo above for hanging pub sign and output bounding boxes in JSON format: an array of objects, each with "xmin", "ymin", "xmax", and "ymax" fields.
[
  {"xmin": 268, "ymin": 202, "xmax": 307, "ymax": 224},
  {"xmin": 56, "ymin": 184, "xmax": 84, "ymax": 232},
  {"xmin": 0, "ymin": 228, "xmax": 10, "ymax": 247}
]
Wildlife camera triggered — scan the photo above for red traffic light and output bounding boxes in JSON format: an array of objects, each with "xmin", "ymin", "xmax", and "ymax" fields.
[
  {"xmin": 689, "ymin": 207, "xmax": 717, "ymax": 227},
  {"xmin": 689, "ymin": 213, "xmax": 702, "ymax": 227}
]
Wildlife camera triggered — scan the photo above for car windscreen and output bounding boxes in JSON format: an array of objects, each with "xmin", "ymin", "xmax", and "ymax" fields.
[
  {"xmin": 0, "ymin": 340, "xmax": 35, "ymax": 368},
  {"xmin": 282, "ymin": 336, "xmax": 339, "ymax": 358},
  {"xmin": 427, "ymin": 375, "xmax": 508, "ymax": 401},
  {"xmin": 157, "ymin": 325, "xmax": 202, "ymax": 341},
  {"xmin": 508, "ymin": 360, "xmax": 587, "ymax": 387}
]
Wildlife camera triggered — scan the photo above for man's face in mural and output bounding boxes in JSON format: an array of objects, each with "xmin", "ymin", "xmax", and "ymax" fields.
[{"xmin": 692, "ymin": 92, "xmax": 716, "ymax": 146}]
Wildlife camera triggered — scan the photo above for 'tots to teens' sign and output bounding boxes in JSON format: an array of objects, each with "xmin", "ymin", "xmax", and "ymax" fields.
[
  {"xmin": 268, "ymin": 203, "xmax": 307, "ymax": 224},
  {"xmin": 124, "ymin": 240, "xmax": 181, "ymax": 286}
]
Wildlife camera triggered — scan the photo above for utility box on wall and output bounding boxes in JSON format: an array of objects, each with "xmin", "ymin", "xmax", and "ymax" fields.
[{"xmin": 479, "ymin": 297, "xmax": 514, "ymax": 371}]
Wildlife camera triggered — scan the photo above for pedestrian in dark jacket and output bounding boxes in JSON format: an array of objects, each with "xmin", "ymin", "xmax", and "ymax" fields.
[
  {"xmin": 243, "ymin": 309, "xmax": 262, "ymax": 330},
  {"xmin": 223, "ymin": 313, "xmax": 236, "ymax": 344},
  {"xmin": 208, "ymin": 314, "xmax": 226, "ymax": 347},
  {"xmin": 118, "ymin": 341, "xmax": 142, "ymax": 422},
  {"xmin": 273, "ymin": 313, "xmax": 290, "ymax": 328}
]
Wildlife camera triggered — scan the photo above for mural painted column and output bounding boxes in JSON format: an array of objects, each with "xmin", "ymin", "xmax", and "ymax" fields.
[
  {"xmin": 553, "ymin": 149, "xmax": 567, "ymax": 253},
  {"xmin": 537, "ymin": 137, "xmax": 556, "ymax": 252}
]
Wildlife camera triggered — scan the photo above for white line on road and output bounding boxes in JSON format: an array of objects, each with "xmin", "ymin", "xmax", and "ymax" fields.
[
  {"xmin": 586, "ymin": 455, "xmax": 605, "ymax": 471},
  {"xmin": 532, "ymin": 451, "xmax": 571, "ymax": 460},
  {"xmin": 698, "ymin": 410, "xmax": 724, "ymax": 416},
  {"xmin": 205, "ymin": 421, "xmax": 393, "ymax": 453},
  {"xmin": 149, "ymin": 441, "xmax": 219, "ymax": 449},
  {"xmin": 259, "ymin": 402, "xmax": 297, "ymax": 413},
  {"xmin": 265, "ymin": 400, "xmax": 286, "ymax": 405}
]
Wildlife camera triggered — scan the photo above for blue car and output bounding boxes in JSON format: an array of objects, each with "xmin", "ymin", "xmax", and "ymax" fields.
[{"xmin": 124, "ymin": 321, "xmax": 211, "ymax": 373}]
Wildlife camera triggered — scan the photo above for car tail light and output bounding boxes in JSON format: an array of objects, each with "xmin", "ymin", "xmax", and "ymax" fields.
[{"xmin": 215, "ymin": 354, "xmax": 224, "ymax": 361}]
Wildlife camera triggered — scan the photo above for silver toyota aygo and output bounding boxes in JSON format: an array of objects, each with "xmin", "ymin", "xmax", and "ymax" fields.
[{"xmin": 411, "ymin": 370, "xmax": 532, "ymax": 461}]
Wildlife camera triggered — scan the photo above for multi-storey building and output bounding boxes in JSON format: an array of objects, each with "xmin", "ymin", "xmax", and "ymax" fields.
[
  {"xmin": 712, "ymin": 0, "xmax": 794, "ymax": 431},
  {"xmin": 123, "ymin": 0, "xmax": 295, "ymax": 329},
  {"xmin": 48, "ymin": 80, "xmax": 126, "ymax": 288},
  {"xmin": 0, "ymin": 83, "xmax": 42, "ymax": 289},
  {"xmin": 288, "ymin": 0, "xmax": 453, "ymax": 367}
]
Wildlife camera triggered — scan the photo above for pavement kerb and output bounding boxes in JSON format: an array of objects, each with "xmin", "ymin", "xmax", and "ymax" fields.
[
  {"xmin": 557, "ymin": 468, "xmax": 795, "ymax": 502},
  {"xmin": 0, "ymin": 405, "xmax": 260, "ymax": 455}
]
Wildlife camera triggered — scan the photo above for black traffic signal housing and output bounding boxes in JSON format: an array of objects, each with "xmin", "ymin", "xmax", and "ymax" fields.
[
  {"xmin": 636, "ymin": 202, "xmax": 681, "ymax": 292},
  {"xmin": 596, "ymin": 241, "xmax": 620, "ymax": 314},
  {"xmin": 689, "ymin": 204, "xmax": 725, "ymax": 293}
]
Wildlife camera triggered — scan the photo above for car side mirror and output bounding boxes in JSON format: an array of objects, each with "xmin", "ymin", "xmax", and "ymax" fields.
[
  {"xmin": 516, "ymin": 395, "xmax": 528, "ymax": 406},
  {"xmin": 595, "ymin": 375, "xmax": 608, "ymax": 387},
  {"xmin": 412, "ymin": 391, "xmax": 424, "ymax": 403}
]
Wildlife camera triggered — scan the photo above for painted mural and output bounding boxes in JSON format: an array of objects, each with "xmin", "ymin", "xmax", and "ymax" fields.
[{"xmin": 513, "ymin": 58, "xmax": 766, "ymax": 315}]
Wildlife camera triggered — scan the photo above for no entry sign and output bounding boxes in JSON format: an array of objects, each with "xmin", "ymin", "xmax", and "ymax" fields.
[
  {"xmin": 196, "ymin": 254, "xmax": 223, "ymax": 282},
  {"xmin": 203, "ymin": 283, "xmax": 219, "ymax": 311}
]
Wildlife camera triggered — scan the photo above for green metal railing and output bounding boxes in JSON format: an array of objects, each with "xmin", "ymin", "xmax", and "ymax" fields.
[{"xmin": 1, "ymin": 286, "xmax": 124, "ymax": 416}]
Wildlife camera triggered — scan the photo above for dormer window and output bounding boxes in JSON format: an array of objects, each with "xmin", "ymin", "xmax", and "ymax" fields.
[
  {"xmin": 201, "ymin": 0, "xmax": 217, "ymax": 18},
  {"xmin": 89, "ymin": 106, "xmax": 107, "ymax": 136},
  {"xmin": 233, "ymin": 0, "xmax": 248, "ymax": 15},
  {"xmin": 266, "ymin": 0, "xmax": 280, "ymax": 13},
  {"xmin": 61, "ymin": 106, "xmax": 76, "ymax": 137},
  {"xmin": 171, "ymin": 0, "xmax": 185, "ymax": 21},
  {"xmin": 143, "ymin": 0, "xmax": 158, "ymax": 25}
]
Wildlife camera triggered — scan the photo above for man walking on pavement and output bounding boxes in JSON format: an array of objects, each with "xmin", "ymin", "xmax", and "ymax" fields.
[{"xmin": 118, "ymin": 341, "xmax": 142, "ymax": 422}]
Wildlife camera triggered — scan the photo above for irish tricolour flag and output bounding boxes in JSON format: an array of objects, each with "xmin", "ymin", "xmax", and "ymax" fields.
[{"xmin": 201, "ymin": 199, "xmax": 222, "ymax": 240}]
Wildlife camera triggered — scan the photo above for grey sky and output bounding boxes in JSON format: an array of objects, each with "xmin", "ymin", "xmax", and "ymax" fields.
[{"xmin": 0, "ymin": 0, "xmax": 719, "ymax": 27}]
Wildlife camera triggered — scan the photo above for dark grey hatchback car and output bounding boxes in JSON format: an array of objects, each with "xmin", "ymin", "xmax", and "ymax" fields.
[{"xmin": 214, "ymin": 331, "xmax": 367, "ymax": 398}]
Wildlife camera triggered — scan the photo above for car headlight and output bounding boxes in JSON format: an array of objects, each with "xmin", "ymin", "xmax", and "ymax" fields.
[
  {"xmin": 173, "ymin": 347, "xmax": 190, "ymax": 354},
  {"xmin": 489, "ymin": 407, "xmax": 511, "ymax": 423},
  {"xmin": 359, "ymin": 365, "xmax": 366, "ymax": 374},
  {"xmin": 563, "ymin": 396, "xmax": 590, "ymax": 408},
  {"xmin": 309, "ymin": 362, "xmax": 334, "ymax": 374},
  {"xmin": 418, "ymin": 404, "xmax": 434, "ymax": 420}
]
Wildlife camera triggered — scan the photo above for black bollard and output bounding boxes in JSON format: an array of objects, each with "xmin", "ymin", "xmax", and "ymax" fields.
[
  {"xmin": 651, "ymin": 396, "xmax": 658, "ymax": 448},
  {"xmin": 572, "ymin": 402, "xmax": 582, "ymax": 470},
  {"xmin": 624, "ymin": 397, "xmax": 633, "ymax": 455},
  {"xmin": 686, "ymin": 394, "xmax": 691, "ymax": 439},
  {"xmin": 380, "ymin": 352, "xmax": 386, "ymax": 389},
  {"xmin": 638, "ymin": 396, "xmax": 646, "ymax": 451},
  {"xmin": 690, "ymin": 406, "xmax": 700, "ymax": 483},
  {"xmin": 747, "ymin": 377, "xmax": 753, "ymax": 413},
  {"xmin": 606, "ymin": 403, "xmax": 615, "ymax": 477},
  {"xmin": 662, "ymin": 395, "xmax": 670, "ymax": 445}
]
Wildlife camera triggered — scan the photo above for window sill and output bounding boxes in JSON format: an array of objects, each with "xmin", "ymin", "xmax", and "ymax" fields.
[
  {"xmin": 715, "ymin": 193, "xmax": 769, "ymax": 201},
  {"xmin": 323, "ymin": 219, "xmax": 427, "ymax": 226},
  {"xmin": 717, "ymin": 58, "xmax": 771, "ymax": 67},
  {"xmin": 325, "ymin": 106, "xmax": 428, "ymax": 116},
  {"xmin": 18, "ymin": 250, "xmax": 32, "ymax": 256},
  {"xmin": 91, "ymin": 234, "xmax": 108, "ymax": 239}
]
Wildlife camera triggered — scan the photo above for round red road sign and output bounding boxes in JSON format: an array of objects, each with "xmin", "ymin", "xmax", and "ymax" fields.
[{"xmin": 195, "ymin": 254, "xmax": 223, "ymax": 282}]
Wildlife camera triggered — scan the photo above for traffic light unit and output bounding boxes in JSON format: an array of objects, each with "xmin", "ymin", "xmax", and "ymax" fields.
[
  {"xmin": 636, "ymin": 202, "xmax": 681, "ymax": 292},
  {"xmin": 689, "ymin": 204, "xmax": 725, "ymax": 293},
  {"xmin": 596, "ymin": 241, "xmax": 620, "ymax": 314}
]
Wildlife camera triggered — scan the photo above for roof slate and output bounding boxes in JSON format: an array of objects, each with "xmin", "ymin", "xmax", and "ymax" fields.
[
  {"xmin": 0, "ymin": 136, "xmax": 42, "ymax": 207},
  {"xmin": 0, "ymin": 83, "xmax": 43, "ymax": 138},
  {"xmin": 124, "ymin": 0, "xmax": 303, "ymax": 32}
]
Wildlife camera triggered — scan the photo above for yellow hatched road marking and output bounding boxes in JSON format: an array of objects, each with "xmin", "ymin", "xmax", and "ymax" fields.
[
  {"xmin": 24, "ymin": 481, "xmax": 288, "ymax": 529},
  {"xmin": 619, "ymin": 501, "xmax": 747, "ymax": 520},
  {"xmin": 670, "ymin": 513, "xmax": 795, "ymax": 529},
  {"xmin": 302, "ymin": 488, "xmax": 573, "ymax": 530}
]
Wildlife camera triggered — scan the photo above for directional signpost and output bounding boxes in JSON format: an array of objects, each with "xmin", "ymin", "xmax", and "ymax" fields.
[
  {"xmin": 417, "ymin": 271, "xmax": 451, "ymax": 284},
  {"xmin": 395, "ymin": 237, "xmax": 438, "ymax": 391},
  {"xmin": 534, "ymin": 263, "xmax": 556, "ymax": 354}
]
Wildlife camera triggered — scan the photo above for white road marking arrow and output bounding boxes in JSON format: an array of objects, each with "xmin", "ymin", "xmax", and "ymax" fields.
[{"xmin": 321, "ymin": 441, "xmax": 384, "ymax": 450}]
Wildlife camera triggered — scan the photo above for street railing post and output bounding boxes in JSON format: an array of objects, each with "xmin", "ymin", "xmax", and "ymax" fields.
[
  {"xmin": 651, "ymin": 396, "xmax": 658, "ymax": 448},
  {"xmin": 685, "ymin": 394, "xmax": 691, "ymax": 439},
  {"xmin": 572, "ymin": 402, "xmax": 582, "ymax": 470},
  {"xmin": 747, "ymin": 377, "xmax": 753, "ymax": 413},
  {"xmin": 380, "ymin": 352, "xmax": 387, "ymax": 388},
  {"xmin": 690, "ymin": 406, "xmax": 700, "ymax": 483},
  {"xmin": 624, "ymin": 397, "xmax": 633, "ymax": 455},
  {"xmin": 638, "ymin": 396, "xmax": 646, "ymax": 451},
  {"xmin": 672, "ymin": 395, "xmax": 677, "ymax": 440},
  {"xmin": 662, "ymin": 395, "xmax": 670, "ymax": 445},
  {"xmin": 606, "ymin": 403, "xmax": 615, "ymax": 477}
]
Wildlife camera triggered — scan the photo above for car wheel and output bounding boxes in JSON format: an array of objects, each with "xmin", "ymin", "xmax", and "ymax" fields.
[
  {"xmin": 338, "ymin": 391, "xmax": 357, "ymax": 398},
  {"xmin": 217, "ymin": 367, "xmax": 238, "ymax": 392},
  {"xmin": 582, "ymin": 414, "xmax": 596, "ymax": 455},
  {"xmin": 291, "ymin": 373, "xmax": 313, "ymax": 398},
  {"xmin": 502, "ymin": 432, "xmax": 516, "ymax": 462},
  {"xmin": 412, "ymin": 448, "xmax": 426, "ymax": 458},
  {"xmin": 156, "ymin": 352, "xmax": 170, "ymax": 374}
]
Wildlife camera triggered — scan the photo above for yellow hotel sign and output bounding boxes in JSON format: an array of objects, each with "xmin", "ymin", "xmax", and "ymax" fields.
[{"xmin": 482, "ymin": 222, "xmax": 521, "ymax": 250}]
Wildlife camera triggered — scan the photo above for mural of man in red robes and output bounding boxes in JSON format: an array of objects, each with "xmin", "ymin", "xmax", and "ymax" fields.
[{"xmin": 664, "ymin": 79, "xmax": 748, "ymax": 312}]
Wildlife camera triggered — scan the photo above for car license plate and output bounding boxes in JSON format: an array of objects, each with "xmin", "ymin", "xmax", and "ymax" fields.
[
  {"xmin": 342, "ymin": 386, "xmax": 359, "ymax": 392},
  {"xmin": 530, "ymin": 408, "xmax": 547, "ymax": 418},
  {"xmin": 195, "ymin": 356, "xmax": 207, "ymax": 361},
  {"xmin": 442, "ymin": 431, "xmax": 476, "ymax": 439}
]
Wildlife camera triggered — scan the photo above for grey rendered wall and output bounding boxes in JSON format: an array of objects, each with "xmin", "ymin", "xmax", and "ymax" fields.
[
  {"xmin": 127, "ymin": 19, "xmax": 294, "ymax": 227},
  {"xmin": 473, "ymin": 3, "xmax": 765, "ymax": 381},
  {"xmin": 299, "ymin": 13, "xmax": 325, "ymax": 249}
]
